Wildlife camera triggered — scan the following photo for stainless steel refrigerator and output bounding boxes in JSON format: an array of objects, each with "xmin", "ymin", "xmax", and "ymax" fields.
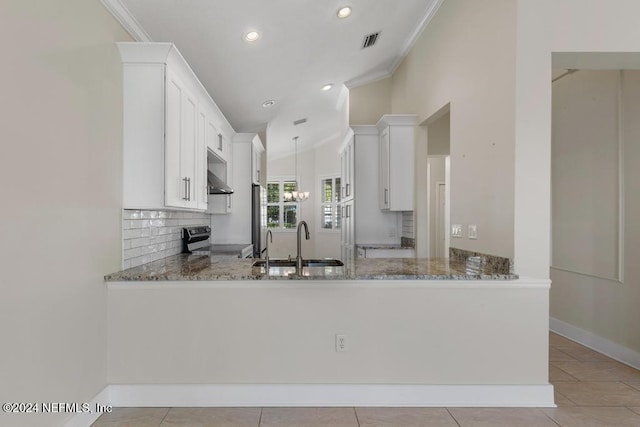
[{"xmin": 251, "ymin": 184, "xmax": 267, "ymax": 258}]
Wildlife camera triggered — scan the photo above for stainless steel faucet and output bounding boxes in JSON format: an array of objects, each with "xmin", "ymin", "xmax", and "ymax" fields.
[
  {"xmin": 265, "ymin": 230, "xmax": 273, "ymax": 271},
  {"xmin": 296, "ymin": 220, "xmax": 310, "ymax": 271}
]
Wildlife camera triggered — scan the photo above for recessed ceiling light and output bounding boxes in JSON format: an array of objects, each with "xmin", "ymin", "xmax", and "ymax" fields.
[
  {"xmin": 337, "ymin": 6, "xmax": 352, "ymax": 19},
  {"xmin": 244, "ymin": 31, "xmax": 260, "ymax": 42},
  {"xmin": 321, "ymin": 83, "xmax": 333, "ymax": 91},
  {"xmin": 262, "ymin": 100, "xmax": 275, "ymax": 108}
]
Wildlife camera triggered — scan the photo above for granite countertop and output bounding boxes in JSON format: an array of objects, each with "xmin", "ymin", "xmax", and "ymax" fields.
[
  {"xmin": 356, "ymin": 244, "xmax": 415, "ymax": 250},
  {"xmin": 104, "ymin": 254, "xmax": 518, "ymax": 282}
]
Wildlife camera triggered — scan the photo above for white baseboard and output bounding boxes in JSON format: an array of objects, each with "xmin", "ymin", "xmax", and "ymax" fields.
[
  {"xmin": 550, "ymin": 317, "xmax": 640, "ymax": 370},
  {"xmin": 108, "ymin": 384, "xmax": 555, "ymax": 408},
  {"xmin": 63, "ymin": 386, "xmax": 110, "ymax": 427}
]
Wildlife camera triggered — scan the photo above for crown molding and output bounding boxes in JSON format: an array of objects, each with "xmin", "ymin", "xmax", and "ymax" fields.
[
  {"xmin": 100, "ymin": 0, "xmax": 152, "ymax": 42},
  {"xmin": 389, "ymin": 0, "xmax": 445, "ymax": 74},
  {"xmin": 344, "ymin": 68, "xmax": 393, "ymax": 89}
]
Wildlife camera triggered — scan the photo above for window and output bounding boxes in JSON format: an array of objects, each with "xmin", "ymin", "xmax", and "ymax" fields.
[
  {"xmin": 267, "ymin": 178, "xmax": 299, "ymax": 230},
  {"xmin": 320, "ymin": 176, "xmax": 341, "ymax": 231}
]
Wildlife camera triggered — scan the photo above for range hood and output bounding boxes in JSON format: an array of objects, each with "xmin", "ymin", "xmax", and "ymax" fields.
[{"xmin": 207, "ymin": 170, "xmax": 234, "ymax": 194}]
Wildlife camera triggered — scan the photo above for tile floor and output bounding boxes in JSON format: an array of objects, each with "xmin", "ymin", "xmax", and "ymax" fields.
[{"xmin": 92, "ymin": 332, "xmax": 640, "ymax": 426}]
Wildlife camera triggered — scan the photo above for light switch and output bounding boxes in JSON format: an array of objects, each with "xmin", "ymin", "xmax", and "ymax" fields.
[
  {"xmin": 468, "ymin": 224, "xmax": 477, "ymax": 239},
  {"xmin": 451, "ymin": 224, "xmax": 463, "ymax": 238}
]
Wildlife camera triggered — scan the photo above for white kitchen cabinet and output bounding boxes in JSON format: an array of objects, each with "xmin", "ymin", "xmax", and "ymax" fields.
[
  {"xmin": 340, "ymin": 136, "xmax": 355, "ymax": 201},
  {"xmin": 211, "ymin": 128, "xmax": 230, "ymax": 163},
  {"xmin": 338, "ymin": 127, "xmax": 401, "ymax": 259},
  {"xmin": 341, "ymin": 199, "xmax": 355, "ymax": 247},
  {"xmin": 376, "ymin": 115, "xmax": 417, "ymax": 211},
  {"xmin": 251, "ymin": 142, "xmax": 264, "ymax": 185},
  {"xmin": 118, "ymin": 42, "xmax": 233, "ymax": 211},
  {"xmin": 165, "ymin": 68, "xmax": 199, "ymax": 209},
  {"xmin": 203, "ymin": 114, "xmax": 229, "ymax": 164}
]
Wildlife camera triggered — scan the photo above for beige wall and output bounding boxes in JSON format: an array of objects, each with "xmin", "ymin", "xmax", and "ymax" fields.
[
  {"xmin": 348, "ymin": 77, "xmax": 392, "ymax": 125},
  {"xmin": 515, "ymin": 0, "xmax": 640, "ymax": 357},
  {"xmin": 427, "ymin": 112, "xmax": 450, "ymax": 156},
  {"xmin": 109, "ymin": 282, "xmax": 550, "ymax": 386},
  {"xmin": 551, "ymin": 70, "xmax": 640, "ymax": 356},
  {"xmin": 0, "ymin": 1, "xmax": 131, "ymax": 425},
  {"xmin": 552, "ymin": 70, "xmax": 620, "ymax": 280},
  {"xmin": 392, "ymin": 0, "xmax": 517, "ymax": 259}
]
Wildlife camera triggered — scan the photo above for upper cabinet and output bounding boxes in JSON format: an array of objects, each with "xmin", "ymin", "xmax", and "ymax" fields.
[
  {"xmin": 340, "ymin": 134, "xmax": 355, "ymax": 202},
  {"xmin": 165, "ymin": 67, "xmax": 200, "ymax": 209},
  {"xmin": 251, "ymin": 138, "xmax": 264, "ymax": 185},
  {"xmin": 117, "ymin": 42, "xmax": 234, "ymax": 211},
  {"xmin": 376, "ymin": 115, "xmax": 417, "ymax": 211}
]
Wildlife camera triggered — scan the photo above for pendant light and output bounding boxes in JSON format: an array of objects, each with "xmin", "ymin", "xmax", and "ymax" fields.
[{"xmin": 283, "ymin": 136, "xmax": 310, "ymax": 202}]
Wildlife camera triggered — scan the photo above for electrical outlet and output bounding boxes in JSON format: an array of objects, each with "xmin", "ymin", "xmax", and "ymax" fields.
[
  {"xmin": 451, "ymin": 224, "xmax": 463, "ymax": 238},
  {"xmin": 468, "ymin": 224, "xmax": 478, "ymax": 239},
  {"xmin": 335, "ymin": 334, "xmax": 347, "ymax": 352}
]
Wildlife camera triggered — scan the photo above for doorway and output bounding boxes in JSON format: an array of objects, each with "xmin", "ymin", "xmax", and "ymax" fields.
[{"xmin": 423, "ymin": 106, "xmax": 451, "ymax": 258}]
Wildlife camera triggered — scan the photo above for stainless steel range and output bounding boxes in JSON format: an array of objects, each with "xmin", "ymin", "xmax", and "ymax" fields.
[{"xmin": 182, "ymin": 226, "xmax": 253, "ymax": 258}]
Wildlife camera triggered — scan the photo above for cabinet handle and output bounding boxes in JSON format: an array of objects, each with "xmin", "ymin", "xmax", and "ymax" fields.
[
  {"xmin": 218, "ymin": 134, "xmax": 223, "ymax": 151},
  {"xmin": 346, "ymin": 183, "xmax": 350, "ymax": 197},
  {"xmin": 257, "ymin": 170, "xmax": 260, "ymax": 183},
  {"xmin": 342, "ymin": 186, "xmax": 345, "ymax": 199},
  {"xmin": 227, "ymin": 194, "xmax": 232, "ymax": 209},
  {"xmin": 384, "ymin": 188, "xmax": 388, "ymax": 205},
  {"xmin": 187, "ymin": 178, "xmax": 191, "ymax": 201},
  {"xmin": 182, "ymin": 177, "xmax": 189, "ymax": 201}
]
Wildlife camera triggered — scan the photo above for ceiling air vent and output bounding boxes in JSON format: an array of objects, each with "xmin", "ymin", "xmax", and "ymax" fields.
[
  {"xmin": 293, "ymin": 118, "xmax": 307, "ymax": 126},
  {"xmin": 361, "ymin": 31, "xmax": 381, "ymax": 49}
]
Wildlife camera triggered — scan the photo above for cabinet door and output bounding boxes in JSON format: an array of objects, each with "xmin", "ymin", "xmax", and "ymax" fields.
[
  {"xmin": 181, "ymin": 87, "xmax": 198, "ymax": 209},
  {"xmin": 340, "ymin": 151, "xmax": 346, "ymax": 200},
  {"xmin": 251, "ymin": 148, "xmax": 261, "ymax": 185},
  {"xmin": 165, "ymin": 69, "xmax": 185, "ymax": 208},
  {"xmin": 196, "ymin": 108, "xmax": 208, "ymax": 210},
  {"xmin": 165, "ymin": 68, "xmax": 198, "ymax": 209},
  {"xmin": 214, "ymin": 129, "xmax": 225, "ymax": 160},
  {"xmin": 379, "ymin": 127, "xmax": 390, "ymax": 209},
  {"xmin": 388, "ymin": 125, "xmax": 415, "ymax": 211},
  {"xmin": 347, "ymin": 140, "xmax": 355, "ymax": 199},
  {"xmin": 341, "ymin": 200, "xmax": 354, "ymax": 246}
]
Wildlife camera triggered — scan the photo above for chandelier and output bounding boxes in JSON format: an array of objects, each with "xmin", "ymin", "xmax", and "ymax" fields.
[{"xmin": 283, "ymin": 136, "xmax": 310, "ymax": 202}]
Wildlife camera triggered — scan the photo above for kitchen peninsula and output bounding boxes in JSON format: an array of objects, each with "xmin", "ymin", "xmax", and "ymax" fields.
[{"xmin": 105, "ymin": 253, "xmax": 552, "ymax": 408}]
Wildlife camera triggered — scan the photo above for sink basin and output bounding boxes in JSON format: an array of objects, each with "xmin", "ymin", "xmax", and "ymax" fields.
[
  {"xmin": 252, "ymin": 258, "xmax": 345, "ymax": 277},
  {"xmin": 252, "ymin": 259, "xmax": 296, "ymax": 268},
  {"xmin": 252, "ymin": 259, "xmax": 344, "ymax": 268},
  {"xmin": 303, "ymin": 259, "xmax": 344, "ymax": 267}
]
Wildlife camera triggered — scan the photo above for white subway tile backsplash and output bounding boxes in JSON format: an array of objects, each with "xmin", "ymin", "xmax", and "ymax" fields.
[
  {"xmin": 124, "ymin": 247, "xmax": 142, "ymax": 258},
  {"xmin": 130, "ymin": 237, "xmax": 149, "ymax": 248},
  {"xmin": 123, "ymin": 229, "xmax": 142, "ymax": 239},
  {"xmin": 122, "ymin": 209, "xmax": 211, "ymax": 269}
]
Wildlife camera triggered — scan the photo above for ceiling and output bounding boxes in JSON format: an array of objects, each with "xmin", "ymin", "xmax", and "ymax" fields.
[{"xmin": 113, "ymin": 0, "xmax": 441, "ymax": 158}]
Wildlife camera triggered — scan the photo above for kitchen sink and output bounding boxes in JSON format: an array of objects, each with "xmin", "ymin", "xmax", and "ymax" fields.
[
  {"xmin": 252, "ymin": 259, "xmax": 344, "ymax": 268},
  {"xmin": 302, "ymin": 259, "xmax": 344, "ymax": 267},
  {"xmin": 252, "ymin": 258, "xmax": 344, "ymax": 277},
  {"xmin": 252, "ymin": 259, "xmax": 296, "ymax": 268}
]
